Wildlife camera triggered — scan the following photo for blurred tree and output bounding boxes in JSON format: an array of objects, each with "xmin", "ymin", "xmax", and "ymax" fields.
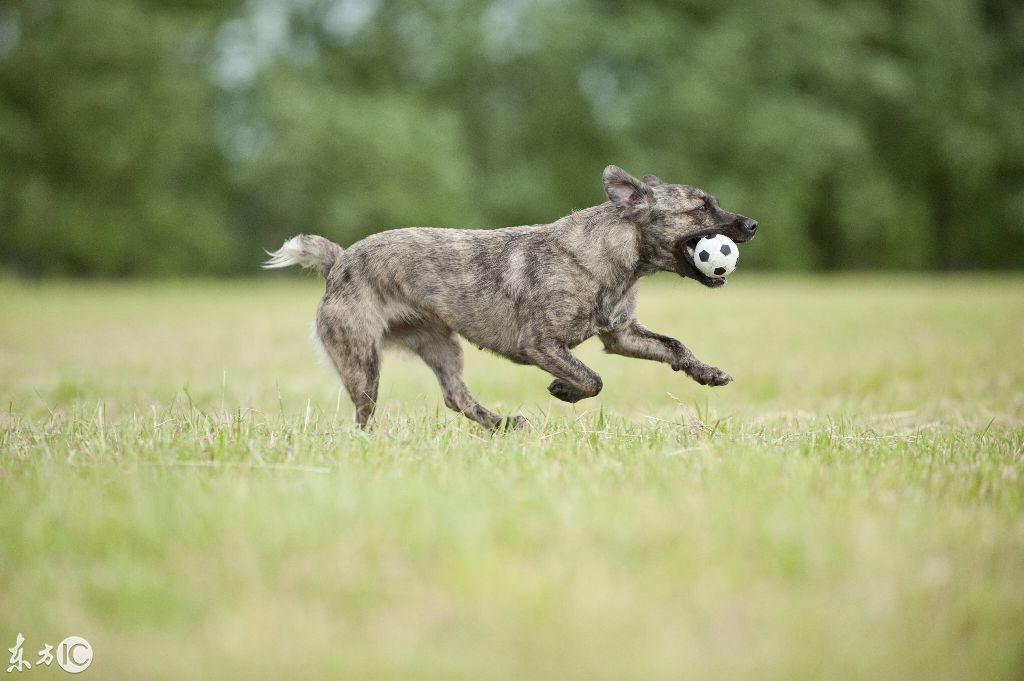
[
  {"xmin": 0, "ymin": 0, "xmax": 238, "ymax": 275},
  {"xmin": 229, "ymin": 66, "xmax": 481, "ymax": 250},
  {"xmin": 0, "ymin": 0, "xmax": 1021, "ymax": 275}
]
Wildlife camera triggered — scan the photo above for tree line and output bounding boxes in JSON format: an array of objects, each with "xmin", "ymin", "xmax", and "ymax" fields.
[{"xmin": 1, "ymin": 0, "xmax": 1021, "ymax": 276}]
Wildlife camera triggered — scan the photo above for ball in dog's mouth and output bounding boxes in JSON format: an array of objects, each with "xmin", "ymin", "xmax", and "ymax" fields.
[
  {"xmin": 691, "ymin": 234, "xmax": 739, "ymax": 279},
  {"xmin": 675, "ymin": 238, "xmax": 723, "ymax": 288}
]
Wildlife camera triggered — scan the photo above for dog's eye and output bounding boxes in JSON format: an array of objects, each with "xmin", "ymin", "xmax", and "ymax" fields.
[{"xmin": 693, "ymin": 202, "xmax": 709, "ymax": 212}]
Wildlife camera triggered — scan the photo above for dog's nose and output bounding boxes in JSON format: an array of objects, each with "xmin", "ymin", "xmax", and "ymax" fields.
[{"xmin": 742, "ymin": 218, "xmax": 758, "ymax": 234}]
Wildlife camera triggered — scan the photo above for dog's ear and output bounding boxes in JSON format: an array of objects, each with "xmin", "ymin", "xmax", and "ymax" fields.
[
  {"xmin": 603, "ymin": 165, "xmax": 655, "ymax": 224},
  {"xmin": 642, "ymin": 175, "xmax": 665, "ymax": 187}
]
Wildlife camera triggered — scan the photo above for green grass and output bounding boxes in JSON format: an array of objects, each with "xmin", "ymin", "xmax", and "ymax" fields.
[{"xmin": 2, "ymin": 275, "xmax": 1023, "ymax": 680}]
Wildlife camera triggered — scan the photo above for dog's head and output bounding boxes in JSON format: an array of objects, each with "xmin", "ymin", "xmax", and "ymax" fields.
[{"xmin": 602, "ymin": 165, "xmax": 758, "ymax": 288}]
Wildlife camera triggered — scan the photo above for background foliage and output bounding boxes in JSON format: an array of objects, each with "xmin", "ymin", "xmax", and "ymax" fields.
[{"xmin": 1, "ymin": 0, "xmax": 1022, "ymax": 276}]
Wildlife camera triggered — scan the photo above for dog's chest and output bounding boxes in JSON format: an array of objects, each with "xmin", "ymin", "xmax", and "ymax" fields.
[
  {"xmin": 596, "ymin": 285, "xmax": 635, "ymax": 330},
  {"xmin": 564, "ymin": 283, "xmax": 635, "ymax": 346}
]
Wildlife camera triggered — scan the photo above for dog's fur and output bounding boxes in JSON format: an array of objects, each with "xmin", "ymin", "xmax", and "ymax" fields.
[{"xmin": 264, "ymin": 165, "xmax": 758, "ymax": 429}]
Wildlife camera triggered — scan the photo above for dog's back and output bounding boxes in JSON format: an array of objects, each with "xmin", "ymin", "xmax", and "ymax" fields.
[{"xmin": 279, "ymin": 216, "xmax": 636, "ymax": 360}]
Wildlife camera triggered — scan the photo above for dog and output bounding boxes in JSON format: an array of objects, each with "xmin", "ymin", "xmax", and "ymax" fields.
[{"xmin": 264, "ymin": 165, "xmax": 758, "ymax": 429}]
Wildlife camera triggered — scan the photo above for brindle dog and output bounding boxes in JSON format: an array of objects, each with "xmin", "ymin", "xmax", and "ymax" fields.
[{"xmin": 264, "ymin": 165, "xmax": 758, "ymax": 429}]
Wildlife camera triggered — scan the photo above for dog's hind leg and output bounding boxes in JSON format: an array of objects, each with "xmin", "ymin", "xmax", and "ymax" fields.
[
  {"xmin": 328, "ymin": 343, "xmax": 380, "ymax": 428},
  {"xmin": 396, "ymin": 328, "xmax": 523, "ymax": 430},
  {"xmin": 316, "ymin": 310, "xmax": 382, "ymax": 428}
]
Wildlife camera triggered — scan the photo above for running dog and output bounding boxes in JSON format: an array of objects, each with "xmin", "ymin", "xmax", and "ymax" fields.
[{"xmin": 264, "ymin": 165, "xmax": 758, "ymax": 429}]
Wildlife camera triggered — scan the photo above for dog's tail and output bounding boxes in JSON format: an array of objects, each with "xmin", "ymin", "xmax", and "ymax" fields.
[{"xmin": 262, "ymin": 234, "xmax": 343, "ymax": 278}]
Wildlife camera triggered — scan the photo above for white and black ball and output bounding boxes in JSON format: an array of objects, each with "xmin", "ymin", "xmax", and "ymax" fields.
[{"xmin": 693, "ymin": 235, "xmax": 739, "ymax": 279}]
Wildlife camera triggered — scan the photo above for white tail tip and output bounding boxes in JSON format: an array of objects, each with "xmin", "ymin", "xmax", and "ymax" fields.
[{"xmin": 262, "ymin": 237, "xmax": 305, "ymax": 270}]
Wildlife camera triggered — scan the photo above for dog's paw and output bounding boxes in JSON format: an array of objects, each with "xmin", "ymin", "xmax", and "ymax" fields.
[
  {"xmin": 498, "ymin": 415, "xmax": 528, "ymax": 431},
  {"xmin": 548, "ymin": 378, "xmax": 586, "ymax": 403},
  {"xmin": 690, "ymin": 365, "xmax": 733, "ymax": 387}
]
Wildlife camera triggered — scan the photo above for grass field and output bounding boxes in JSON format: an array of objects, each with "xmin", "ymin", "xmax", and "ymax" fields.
[{"xmin": 2, "ymin": 275, "xmax": 1023, "ymax": 680}]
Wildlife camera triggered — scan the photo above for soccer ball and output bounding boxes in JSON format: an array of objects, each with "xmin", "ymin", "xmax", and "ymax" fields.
[{"xmin": 693, "ymin": 234, "xmax": 739, "ymax": 278}]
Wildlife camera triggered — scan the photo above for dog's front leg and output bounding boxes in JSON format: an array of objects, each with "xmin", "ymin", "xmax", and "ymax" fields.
[
  {"xmin": 527, "ymin": 345, "xmax": 604, "ymax": 403},
  {"xmin": 599, "ymin": 322, "xmax": 732, "ymax": 387}
]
